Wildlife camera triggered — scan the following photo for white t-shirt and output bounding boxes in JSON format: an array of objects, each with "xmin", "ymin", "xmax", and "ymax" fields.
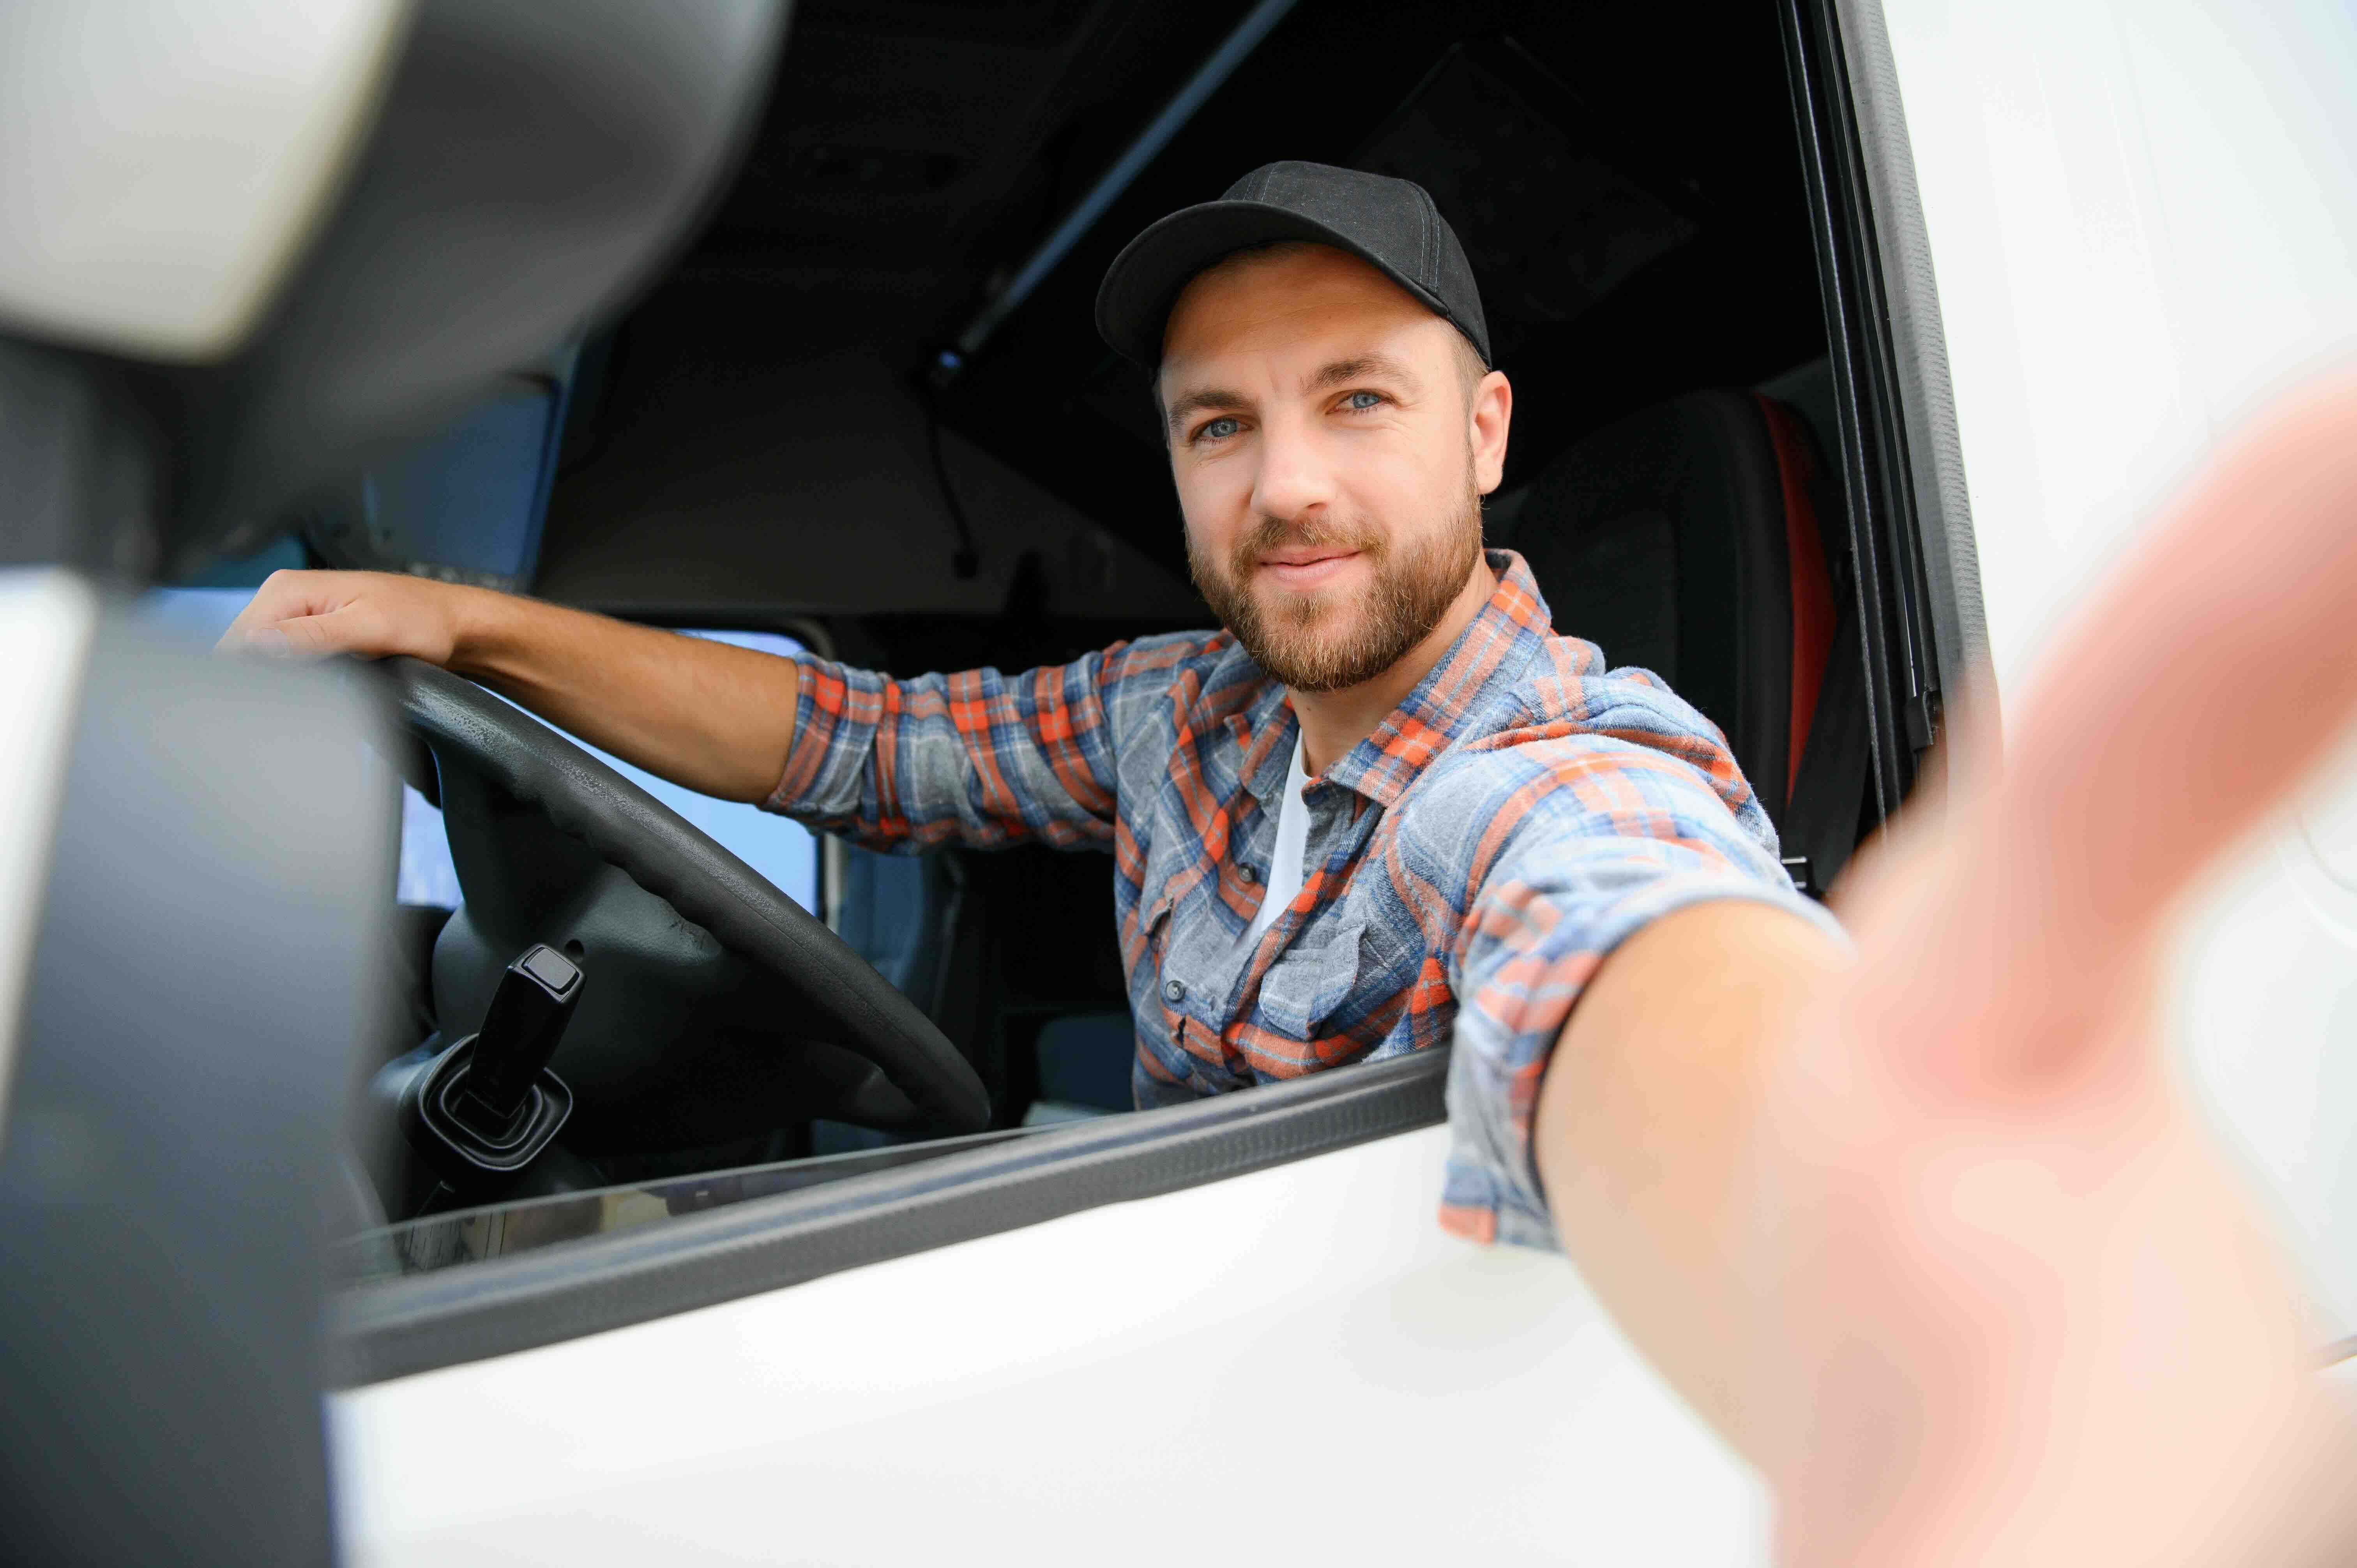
[{"xmin": 1239, "ymin": 733, "xmax": 1310, "ymax": 951}]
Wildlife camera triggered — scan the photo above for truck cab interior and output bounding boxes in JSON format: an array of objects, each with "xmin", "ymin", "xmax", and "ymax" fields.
[{"xmin": 131, "ymin": 0, "xmax": 1932, "ymax": 1268}]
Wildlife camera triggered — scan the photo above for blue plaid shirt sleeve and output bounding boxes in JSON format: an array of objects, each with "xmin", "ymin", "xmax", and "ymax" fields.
[
  {"xmin": 1427, "ymin": 687, "xmax": 1842, "ymax": 1250},
  {"xmin": 762, "ymin": 634, "xmax": 1207, "ymax": 853}
]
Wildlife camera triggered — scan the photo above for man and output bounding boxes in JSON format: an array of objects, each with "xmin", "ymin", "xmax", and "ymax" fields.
[{"xmin": 230, "ymin": 164, "xmax": 2357, "ymax": 1561}]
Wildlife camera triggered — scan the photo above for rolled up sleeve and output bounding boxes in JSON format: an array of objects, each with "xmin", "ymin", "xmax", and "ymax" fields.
[
  {"xmin": 763, "ymin": 634, "xmax": 1207, "ymax": 855},
  {"xmin": 1433, "ymin": 730, "xmax": 1840, "ymax": 1250}
]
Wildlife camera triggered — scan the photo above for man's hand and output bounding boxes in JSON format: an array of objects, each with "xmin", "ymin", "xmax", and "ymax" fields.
[
  {"xmin": 216, "ymin": 568, "xmax": 802, "ymax": 804},
  {"xmin": 1541, "ymin": 380, "xmax": 2357, "ymax": 1564},
  {"xmin": 1744, "ymin": 382, "xmax": 2357, "ymax": 1565},
  {"xmin": 218, "ymin": 569, "xmax": 477, "ymax": 665}
]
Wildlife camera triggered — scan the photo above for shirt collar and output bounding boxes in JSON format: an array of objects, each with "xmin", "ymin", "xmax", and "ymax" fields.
[
  {"xmin": 1315, "ymin": 549, "xmax": 1554, "ymax": 809},
  {"xmin": 1208, "ymin": 660, "xmax": 1293, "ymax": 823}
]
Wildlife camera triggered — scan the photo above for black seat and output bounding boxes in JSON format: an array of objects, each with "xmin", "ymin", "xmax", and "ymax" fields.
[{"xmin": 1513, "ymin": 386, "xmax": 1840, "ymax": 831}]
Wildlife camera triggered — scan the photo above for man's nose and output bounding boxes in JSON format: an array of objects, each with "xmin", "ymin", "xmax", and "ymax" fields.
[{"xmin": 1248, "ymin": 416, "xmax": 1339, "ymax": 524}]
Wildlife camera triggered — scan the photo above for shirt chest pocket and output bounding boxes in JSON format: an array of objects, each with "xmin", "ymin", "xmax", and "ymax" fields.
[{"xmin": 1253, "ymin": 918, "xmax": 1368, "ymax": 1040}]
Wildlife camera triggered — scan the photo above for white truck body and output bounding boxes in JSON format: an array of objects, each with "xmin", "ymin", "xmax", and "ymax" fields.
[{"xmin": 328, "ymin": 2, "xmax": 2357, "ymax": 1563}]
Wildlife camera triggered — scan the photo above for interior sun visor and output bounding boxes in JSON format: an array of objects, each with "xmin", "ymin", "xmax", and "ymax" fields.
[
  {"xmin": 0, "ymin": 0, "xmax": 792, "ymax": 583},
  {"xmin": 0, "ymin": 0, "xmax": 413, "ymax": 363}
]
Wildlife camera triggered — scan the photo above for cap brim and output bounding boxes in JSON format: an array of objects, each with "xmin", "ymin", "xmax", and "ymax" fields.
[{"xmin": 1093, "ymin": 200, "xmax": 1459, "ymax": 369}]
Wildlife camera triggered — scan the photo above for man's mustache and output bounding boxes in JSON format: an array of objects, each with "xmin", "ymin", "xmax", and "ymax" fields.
[{"xmin": 1232, "ymin": 515, "xmax": 1385, "ymax": 569}]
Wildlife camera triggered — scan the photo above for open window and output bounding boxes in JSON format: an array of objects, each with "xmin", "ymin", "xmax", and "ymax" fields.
[{"xmin": 293, "ymin": 0, "xmax": 1980, "ymax": 1385}]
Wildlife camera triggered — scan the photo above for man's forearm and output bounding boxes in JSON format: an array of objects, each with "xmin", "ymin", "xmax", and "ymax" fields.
[
  {"xmin": 220, "ymin": 570, "xmax": 806, "ymax": 803},
  {"xmin": 445, "ymin": 585, "xmax": 803, "ymax": 803},
  {"xmin": 1532, "ymin": 898, "xmax": 1839, "ymax": 1457}
]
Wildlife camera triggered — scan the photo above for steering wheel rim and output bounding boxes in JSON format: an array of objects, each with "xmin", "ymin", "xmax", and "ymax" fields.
[{"xmin": 383, "ymin": 657, "xmax": 990, "ymax": 1135}]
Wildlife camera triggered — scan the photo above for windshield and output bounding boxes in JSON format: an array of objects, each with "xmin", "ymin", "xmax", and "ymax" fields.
[{"xmin": 138, "ymin": 590, "xmax": 819, "ymax": 913}]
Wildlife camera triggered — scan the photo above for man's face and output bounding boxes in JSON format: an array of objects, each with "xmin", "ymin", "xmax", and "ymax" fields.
[{"xmin": 1159, "ymin": 243, "xmax": 1510, "ymax": 692}]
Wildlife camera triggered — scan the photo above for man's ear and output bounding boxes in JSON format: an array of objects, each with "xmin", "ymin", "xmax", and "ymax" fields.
[
  {"xmin": 1470, "ymin": 369, "xmax": 1512, "ymax": 494},
  {"xmin": 1148, "ymin": 368, "xmax": 1173, "ymax": 453}
]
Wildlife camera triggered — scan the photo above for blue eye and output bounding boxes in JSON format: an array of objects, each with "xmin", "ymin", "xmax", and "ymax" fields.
[
  {"xmin": 1343, "ymin": 390, "xmax": 1385, "ymax": 412},
  {"xmin": 1197, "ymin": 416, "xmax": 1241, "ymax": 443}
]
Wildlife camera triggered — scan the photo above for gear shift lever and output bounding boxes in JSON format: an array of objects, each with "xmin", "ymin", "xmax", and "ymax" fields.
[
  {"xmin": 456, "ymin": 945, "xmax": 581, "ymax": 1132},
  {"xmin": 397, "ymin": 944, "xmax": 582, "ymax": 1185}
]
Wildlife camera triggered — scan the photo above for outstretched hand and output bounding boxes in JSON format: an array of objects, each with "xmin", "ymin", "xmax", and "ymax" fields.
[{"xmin": 1751, "ymin": 381, "xmax": 2357, "ymax": 1564}]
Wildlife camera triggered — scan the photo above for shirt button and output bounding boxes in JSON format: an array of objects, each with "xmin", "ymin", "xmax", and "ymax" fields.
[
  {"xmin": 1238, "ymin": 865, "xmax": 1258, "ymax": 885},
  {"xmin": 1162, "ymin": 978, "xmax": 1186, "ymax": 1004}
]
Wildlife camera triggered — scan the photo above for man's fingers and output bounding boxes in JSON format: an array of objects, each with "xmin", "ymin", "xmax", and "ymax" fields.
[
  {"xmin": 211, "ymin": 570, "xmax": 455, "ymax": 663},
  {"xmin": 1998, "ymin": 375, "xmax": 2357, "ymax": 956},
  {"xmin": 221, "ymin": 602, "xmax": 377, "ymax": 661},
  {"xmin": 237, "ymin": 627, "xmax": 297, "ymax": 657},
  {"xmin": 216, "ymin": 570, "xmax": 351, "ymax": 652},
  {"xmin": 270, "ymin": 611, "xmax": 365, "ymax": 658}
]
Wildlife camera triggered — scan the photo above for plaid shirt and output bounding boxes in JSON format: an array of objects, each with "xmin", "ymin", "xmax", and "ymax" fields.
[{"xmin": 768, "ymin": 550, "xmax": 1823, "ymax": 1248}]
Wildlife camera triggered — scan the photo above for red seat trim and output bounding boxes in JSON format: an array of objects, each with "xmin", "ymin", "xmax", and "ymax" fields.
[{"xmin": 1757, "ymin": 394, "xmax": 1834, "ymax": 795}]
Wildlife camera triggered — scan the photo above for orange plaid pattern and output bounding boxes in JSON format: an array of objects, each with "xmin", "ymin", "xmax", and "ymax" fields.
[{"xmin": 768, "ymin": 552, "xmax": 1825, "ymax": 1248}]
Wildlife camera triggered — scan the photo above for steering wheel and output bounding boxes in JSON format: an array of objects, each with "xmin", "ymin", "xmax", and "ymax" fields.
[{"xmin": 382, "ymin": 657, "xmax": 989, "ymax": 1157}]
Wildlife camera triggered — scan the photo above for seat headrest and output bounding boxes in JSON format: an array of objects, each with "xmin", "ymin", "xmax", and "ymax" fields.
[
  {"xmin": 0, "ymin": 0, "xmax": 790, "ymax": 581},
  {"xmin": 1514, "ymin": 387, "xmax": 1836, "ymax": 823}
]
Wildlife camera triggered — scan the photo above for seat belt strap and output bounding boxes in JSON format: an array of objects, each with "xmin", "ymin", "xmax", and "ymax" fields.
[{"xmin": 1779, "ymin": 591, "xmax": 1873, "ymax": 898}]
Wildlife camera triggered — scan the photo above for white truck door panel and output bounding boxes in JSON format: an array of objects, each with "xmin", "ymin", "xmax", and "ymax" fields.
[{"xmin": 336, "ymin": 1126, "xmax": 1767, "ymax": 1566}]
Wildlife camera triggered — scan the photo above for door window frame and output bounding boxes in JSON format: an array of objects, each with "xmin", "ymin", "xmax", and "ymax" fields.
[
  {"xmin": 332, "ymin": 5, "xmax": 1984, "ymax": 1385},
  {"xmin": 1779, "ymin": 0, "xmax": 1993, "ymax": 825}
]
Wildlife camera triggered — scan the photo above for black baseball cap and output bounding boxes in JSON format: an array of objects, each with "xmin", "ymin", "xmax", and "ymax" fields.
[{"xmin": 1094, "ymin": 160, "xmax": 1491, "ymax": 371}]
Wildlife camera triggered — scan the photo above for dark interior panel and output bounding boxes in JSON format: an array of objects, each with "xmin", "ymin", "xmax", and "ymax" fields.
[{"xmin": 534, "ymin": 0, "xmax": 1824, "ymax": 611}]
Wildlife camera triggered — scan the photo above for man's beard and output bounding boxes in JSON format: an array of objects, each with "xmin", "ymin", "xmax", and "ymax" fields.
[{"xmin": 1189, "ymin": 479, "xmax": 1484, "ymax": 693}]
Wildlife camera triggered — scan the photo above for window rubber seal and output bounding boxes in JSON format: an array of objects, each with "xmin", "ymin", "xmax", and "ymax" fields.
[
  {"xmin": 1828, "ymin": 0, "xmax": 1993, "ymax": 714},
  {"xmin": 1783, "ymin": 0, "xmax": 1993, "ymax": 794},
  {"xmin": 331, "ymin": 1047, "xmax": 1448, "ymax": 1386}
]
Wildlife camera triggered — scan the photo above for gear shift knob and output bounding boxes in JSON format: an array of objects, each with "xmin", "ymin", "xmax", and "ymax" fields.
[
  {"xmin": 393, "ymin": 943, "xmax": 583, "ymax": 1188},
  {"xmin": 459, "ymin": 944, "xmax": 582, "ymax": 1128}
]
